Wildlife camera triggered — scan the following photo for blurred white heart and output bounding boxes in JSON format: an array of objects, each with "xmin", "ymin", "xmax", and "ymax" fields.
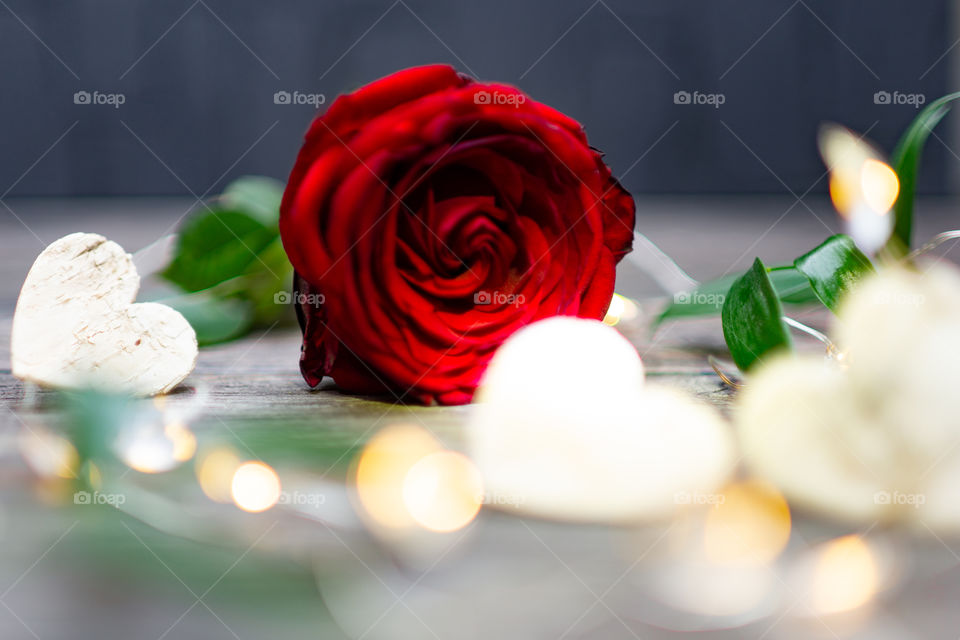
[
  {"xmin": 737, "ymin": 263, "xmax": 960, "ymax": 532},
  {"xmin": 468, "ymin": 316, "xmax": 736, "ymax": 522}
]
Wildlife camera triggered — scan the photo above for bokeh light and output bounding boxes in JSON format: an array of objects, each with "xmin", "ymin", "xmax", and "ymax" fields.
[
  {"xmin": 403, "ymin": 451, "xmax": 483, "ymax": 533},
  {"xmin": 231, "ymin": 461, "xmax": 282, "ymax": 513},
  {"xmin": 116, "ymin": 416, "xmax": 197, "ymax": 474},
  {"xmin": 118, "ymin": 432, "xmax": 178, "ymax": 474},
  {"xmin": 703, "ymin": 480, "xmax": 791, "ymax": 566},
  {"xmin": 165, "ymin": 421, "xmax": 197, "ymax": 462},
  {"xmin": 810, "ymin": 535, "xmax": 879, "ymax": 615},
  {"xmin": 819, "ymin": 124, "xmax": 896, "ymax": 253},
  {"xmin": 19, "ymin": 427, "xmax": 79, "ymax": 479},
  {"xmin": 196, "ymin": 447, "xmax": 242, "ymax": 503},
  {"xmin": 355, "ymin": 424, "xmax": 442, "ymax": 529},
  {"xmin": 860, "ymin": 158, "xmax": 899, "ymax": 214},
  {"xmin": 828, "ymin": 167, "xmax": 859, "ymax": 217},
  {"xmin": 602, "ymin": 293, "xmax": 638, "ymax": 327}
]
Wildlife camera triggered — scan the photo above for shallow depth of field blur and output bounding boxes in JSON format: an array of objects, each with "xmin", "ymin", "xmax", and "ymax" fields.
[{"xmin": 3, "ymin": 2, "xmax": 960, "ymax": 639}]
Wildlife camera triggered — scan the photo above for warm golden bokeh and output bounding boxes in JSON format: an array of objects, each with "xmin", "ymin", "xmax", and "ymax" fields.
[
  {"xmin": 19, "ymin": 427, "xmax": 79, "ymax": 480},
  {"xmin": 354, "ymin": 424, "xmax": 442, "ymax": 529},
  {"xmin": 828, "ymin": 167, "xmax": 859, "ymax": 218},
  {"xmin": 602, "ymin": 293, "xmax": 638, "ymax": 326},
  {"xmin": 403, "ymin": 451, "xmax": 484, "ymax": 533},
  {"xmin": 196, "ymin": 447, "xmax": 243, "ymax": 503},
  {"xmin": 819, "ymin": 124, "xmax": 897, "ymax": 253},
  {"xmin": 231, "ymin": 461, "xmax": 282, "ymax": 513},
  {"xmin": 703, "ymin": 480, "xmax": 791, "ymax": 566},
  {"xmin": 810, "ymin": 535, "xmax": 878, "ymax": 614},
  {"xmin": 860, "ymin": 158, "xmax": 899, "ymax": 214},
  {"xmin": 826, "ymin": 156, "xmax": 898, "ymax": 218},
  {"xmin": 117, "ymin": 417, "xmax": 198, "ymax": 474},
  {"xmin": 165, "ymin": 421, "xmax": 197, "ymax": 463}
]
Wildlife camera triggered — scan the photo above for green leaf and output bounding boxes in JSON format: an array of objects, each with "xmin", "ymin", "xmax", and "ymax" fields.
[
  {"xmin": 655, "ymin": 266, "xmax": 817, "ymax": 325},
  {"xmin": 240, "ymin": 237, "xmax": 295, "ymax": 325},
  {"xmin": 59, "ymin": 390, "xmax": 137, "ymax": 465},
  {"xmin": 220, "ymin": 176, "xmax": 285, "ymax": 225},
  {"xmin": 162, "ymin": 209, "xmax": 278, "ymax": 293},
  {"xmin": 721, "ymin": 258, "xmax": 793, "ymax": 371},
  {"xmin": 885, "ymin": 91, "xmax": 960, "ymax": 256},
  {"xmin": 767, "ymin": 267, "xmax": 819, "ymax": 305},
  {"xmin": 165, "ymin": 293, "xmax": 254, "ymax": 346},
  {"xmin": 794, "ymin": 234, "xmax": 874, "ymax": 311}
]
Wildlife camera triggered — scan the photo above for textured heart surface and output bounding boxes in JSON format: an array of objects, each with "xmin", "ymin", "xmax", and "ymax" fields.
[{"xmin": 11, "ymin": 233, "xmax": 197, "ymax": 396}]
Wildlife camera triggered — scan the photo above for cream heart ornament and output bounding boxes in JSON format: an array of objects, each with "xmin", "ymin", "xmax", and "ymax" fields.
[
  {"xmin": 736, "ymin": 264, "xmax": 960, "ymax": 533},
  {"xmin": 468, "ymin": 317, "xmax": 736, "ymax": 523},
  {"xmin": 11, "ymin": 233, "xmax": 197, "ymax": 396}
]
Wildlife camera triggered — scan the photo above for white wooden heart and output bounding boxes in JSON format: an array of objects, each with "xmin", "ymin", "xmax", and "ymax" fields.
[{"xmin": 11, "ymin": 232, "xmax": 197, "ymax": 396}]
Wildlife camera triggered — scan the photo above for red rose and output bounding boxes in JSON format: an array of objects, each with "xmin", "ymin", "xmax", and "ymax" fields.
[{"xmin": 279, "ymin": 65, "xmax": 635, "ymax": 405}]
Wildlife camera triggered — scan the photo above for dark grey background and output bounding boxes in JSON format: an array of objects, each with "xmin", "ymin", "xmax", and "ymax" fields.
[{"xmin": 0, "ymin": 0, "xmax": 954, "ymax": 197}]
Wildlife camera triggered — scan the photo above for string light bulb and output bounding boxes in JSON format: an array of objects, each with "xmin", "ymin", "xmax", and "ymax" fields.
[
  {"xmin": 231, "ymin": 461, "xmax": 282, "ymax": 513},
  {"xmin": 819, "ymin": 124, "xmax": 898, "ymax": 254}
]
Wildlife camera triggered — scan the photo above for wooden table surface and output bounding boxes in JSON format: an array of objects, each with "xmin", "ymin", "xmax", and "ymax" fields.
[{"xmin": 1, "ymin": 197, "xmax": 959, "ymax": 640}]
